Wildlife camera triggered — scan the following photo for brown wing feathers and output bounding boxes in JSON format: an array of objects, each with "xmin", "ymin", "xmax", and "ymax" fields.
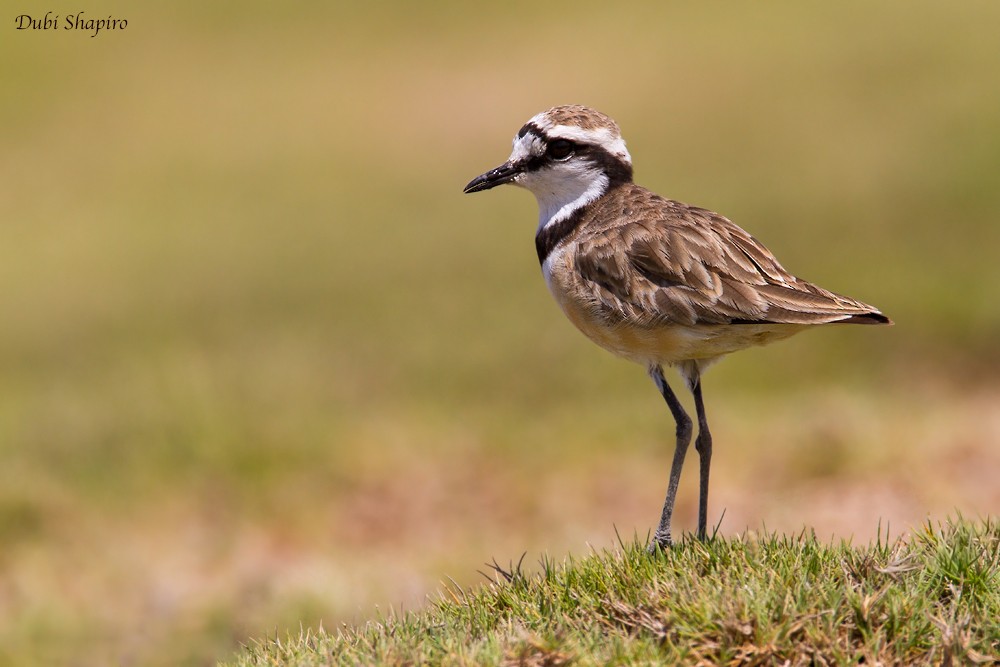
[{"xmin": 573, "ymin": 185, "xmax": 890, "ymax": 327}]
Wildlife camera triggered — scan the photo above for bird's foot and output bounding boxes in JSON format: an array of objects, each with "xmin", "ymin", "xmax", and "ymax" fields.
[{"xmin": 647, "ymin": 531, "xmax": 673, "ymax": 554}]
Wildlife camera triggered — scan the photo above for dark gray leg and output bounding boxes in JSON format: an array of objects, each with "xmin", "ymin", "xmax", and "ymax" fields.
[
  {"xmin": 648, "ymin": 365, "xmax": 693, "ymax": 550},
  {"xmin": 692, "ymin": 378, "xmax": 712, "ymax": 541}
]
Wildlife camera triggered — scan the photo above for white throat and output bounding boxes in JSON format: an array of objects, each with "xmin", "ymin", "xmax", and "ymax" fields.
[{"xmin": 525, "ymin": 167, "xmax": 609, "ymax": 233}]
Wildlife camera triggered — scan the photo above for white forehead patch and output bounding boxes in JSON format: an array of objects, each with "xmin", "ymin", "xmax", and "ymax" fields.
[{"xmin": 508, "ymin": 131, "xmax": 545, "ymax": 163}]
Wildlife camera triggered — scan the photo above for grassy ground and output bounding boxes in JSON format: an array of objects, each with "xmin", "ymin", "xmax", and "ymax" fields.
[
  {"xmin": 228, "ymin": 517, "xmax": 999, "ymax": 665},
  {"xmin": 1, "ymin": 2, "xmax": 999, "ymax": 665}
]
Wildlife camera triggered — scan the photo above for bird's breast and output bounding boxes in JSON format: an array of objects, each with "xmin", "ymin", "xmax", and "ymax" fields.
[{"xmin": 541, "ymin": 246, "xmax": 676, "ymax": 364}]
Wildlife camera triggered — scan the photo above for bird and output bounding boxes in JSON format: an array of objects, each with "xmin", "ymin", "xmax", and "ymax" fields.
[{"xmin": 463, "ymin": 105, "xmax": 891, "ymax": 551}]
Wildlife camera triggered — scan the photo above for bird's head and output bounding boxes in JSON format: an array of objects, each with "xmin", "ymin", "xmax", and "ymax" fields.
[{"xmin": 464, "ymin": 105, "xmax": 634, "ymax": 227}]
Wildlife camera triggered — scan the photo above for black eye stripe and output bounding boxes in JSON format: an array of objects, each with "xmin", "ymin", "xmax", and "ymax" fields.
[
  {"xmin": 514, "ymin": 127, "xmax": 633, "ymax": 185},
  {"xmin": 547, "ymin": 139, "xmax": 576, "ymax": 160}
]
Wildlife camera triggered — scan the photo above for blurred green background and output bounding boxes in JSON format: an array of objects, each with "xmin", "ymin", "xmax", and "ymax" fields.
[{"xmin": 2, "ymin": 1, "xmax": 998, "ymax": 664}]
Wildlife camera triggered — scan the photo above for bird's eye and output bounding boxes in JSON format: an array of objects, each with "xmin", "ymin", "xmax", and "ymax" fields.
[{"xmin": 547, "ymin": 139, "xmax": 575, "ymax": 161}]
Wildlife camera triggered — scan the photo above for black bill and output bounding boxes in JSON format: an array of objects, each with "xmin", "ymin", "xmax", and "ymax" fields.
[{"xmin": 463, "ymin": 160, "xmax": 521, "ymax": 194}]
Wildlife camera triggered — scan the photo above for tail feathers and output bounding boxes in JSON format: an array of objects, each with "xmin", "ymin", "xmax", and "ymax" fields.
[
  {"xmin": 729, "ymin": 309, "xmax": 892, "ymax": 326},
  {"xmin": 842, "ymin": 312, "xmax": 892, "ymax": 325}
]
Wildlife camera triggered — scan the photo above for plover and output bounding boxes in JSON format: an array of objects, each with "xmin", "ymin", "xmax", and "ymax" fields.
[{"xmin": 464, "ymin": 105, "xmax": 891, "ymax": 550}]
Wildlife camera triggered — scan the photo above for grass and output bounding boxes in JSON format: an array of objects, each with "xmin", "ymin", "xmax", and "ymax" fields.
[{"xmin": 227, "ymin": 517, "xmax": 999, "ymax": 666}]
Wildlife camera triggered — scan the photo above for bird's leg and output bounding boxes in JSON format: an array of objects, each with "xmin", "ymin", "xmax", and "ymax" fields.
[
  {"xmin": 692, "ymin": 378, "xmax": 712, "ymax": 541},
  {"xmin": 648, "ymin": 365, "xmax": 693, "ymax": 551}
]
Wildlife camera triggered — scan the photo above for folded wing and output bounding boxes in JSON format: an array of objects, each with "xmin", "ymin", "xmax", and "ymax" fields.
[{"xmin": 573, "ymin": 189, "xmax": 891, "ymax": 328}]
